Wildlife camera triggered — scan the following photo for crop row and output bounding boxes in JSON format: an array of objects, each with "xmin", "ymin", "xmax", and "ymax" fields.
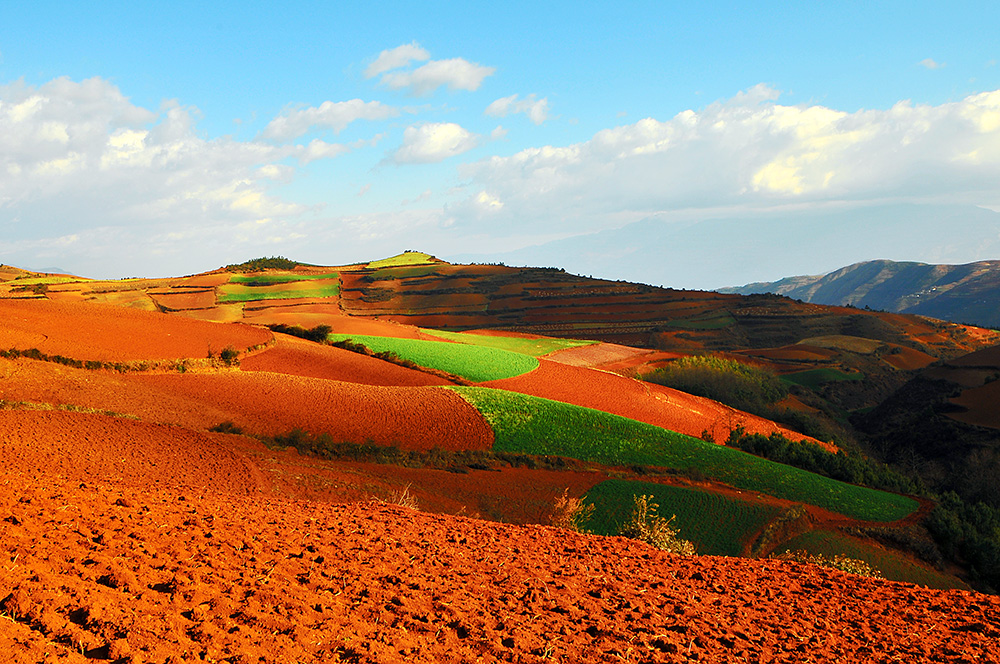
[
  {"xmin": 325, "ymin": 334, "xmax": 539, "ymax": 382},
  {"xmin": 229, "ymin": 272, "xmax": 340, "ymax": 285},
  {"xmin": 421, "ymin": 328, "xmax": 597, "ymax": 357},
  {"xmin": 448, "ymin": 386, "xmax": 919, "ymax": 522},
  {"xmin": 584, "ymin": 479, "xmax": 786, "ymax": 556},
  {"xmin": 217, "ymin": 282, "xmax": 340, "ymax": 303}
]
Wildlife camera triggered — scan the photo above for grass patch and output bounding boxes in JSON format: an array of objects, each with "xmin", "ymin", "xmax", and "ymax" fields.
[
  {"xmin": 584, "ymin": 479, "xmax": 786, "ymax": 556},
  {"xmin": 326, "ymin": 334, "xmax": 538, "ymax": 382},
  {"xmin": 782, "ymin": 368, "xmax": 864, "ymax": 389},
  {"xmin": 367, "ymin": 251, "xmax": 436, "ymax": 269},
  {"xmin": 229, "ymin": 272, "xmax": 339, "ymax": 285},
  {"xmin": 449, "ymin": 387, "xmax": 919, "ymax": 521},
  {"xmin": 217, "ymin": 282, "xmax": 340, "ymax": 303},
  {"xmin": 779, "ymin": 530, "xmax": 964, "ymax": 589},
  {"xmin": 421, "ymin": 329, "xmax": 597, "ymax": 357}
]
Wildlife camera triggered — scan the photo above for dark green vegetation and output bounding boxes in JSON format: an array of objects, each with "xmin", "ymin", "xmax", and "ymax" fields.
[
  {"xmin": 224, "ymin": 256, "xmax": 307, "ymax": 272},
  {"xmin": 449, "ymin": 387, "xmax": 919, "ymax": 521},
  {"xmin": 326, "ymin": 334, "xmax": 539, "ymax": 382},
  {"xmin": 726, "ymin": 430, "xmax": 924, "ymax": 497},
  {"xmin": 421, "ymin": 329, "xmax": 597, "ymax": 357},
  {"xmin": 925, "ymin": 492, "xmax": 1000, "ymax": 592},
  {"xmin": 644, "ymin": 355, "xmax": 788, "ymax": 416},
  {"xmin": 778, "ymin": 530, "xmax": 963, "ymax": 589},
  {"xmin": 267, "ymin": 323, "xmax": 333, "ymax": 343},
  {"xmin": 584, "ymin": 479, "xmax": 785, "ymax": 557}
]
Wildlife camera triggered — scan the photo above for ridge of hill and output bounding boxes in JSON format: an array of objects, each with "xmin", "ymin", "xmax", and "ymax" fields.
[{"xmin": 720, "ymin": 259, "xmax": 1000, "ymax": 329}]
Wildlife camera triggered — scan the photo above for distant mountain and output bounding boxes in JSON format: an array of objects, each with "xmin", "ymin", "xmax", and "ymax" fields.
[
  {"xmin": 456, "ymin": 202, "xmax": 1000, "ymax": 291},
  {"xmin": 720, "ymin": 259, "xmax": 1000, "ymax": 329}
]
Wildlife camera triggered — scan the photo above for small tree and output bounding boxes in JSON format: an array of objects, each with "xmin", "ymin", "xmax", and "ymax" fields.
[
  {"xmin": 549, "ymin": 488, "xmax": 595, "ymax": 533},
  {"xmin": 619, "ymin": 494, "xmax": 696, "ymax": 555}
]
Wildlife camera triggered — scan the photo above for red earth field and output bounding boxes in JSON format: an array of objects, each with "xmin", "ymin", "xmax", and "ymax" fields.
[{"xmin": 3, "ymin": 267, "xmax": 1000, "ymax": 662}]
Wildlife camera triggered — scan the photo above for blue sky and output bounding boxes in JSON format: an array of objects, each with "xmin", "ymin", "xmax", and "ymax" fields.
[{"xmin": 2, "ymin": 1, "xmax": 999, "ymax": 284}]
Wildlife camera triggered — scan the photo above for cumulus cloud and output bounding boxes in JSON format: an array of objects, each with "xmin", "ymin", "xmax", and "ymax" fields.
[
  {"xmin": 453, "ymin": 85, "xmax": 1000, "ymax": 235},
  {"xmin": 393, "ymin": 122, "xmax": 479, "ymax": 164},
  {"xmin": 0, "ymin": 76, "xmax": 346, "ymax": 276},
  {"xmin": 380, "ymin": 58, "xmax": 495, "ymax": 96},
  {"xmin": 261, "ymin": 99, "xmax": 398, "ymax": 141},
  {"xmin": 485, "ymin": 94, "xmax": 550, "ymax": 125},
  {"xmin": 365, "ymin": 42, "xmax": 431, "ymax": 78},
  {"xmin": 920, "ymin": 58, "xmax": 944, "ymax": 69}
]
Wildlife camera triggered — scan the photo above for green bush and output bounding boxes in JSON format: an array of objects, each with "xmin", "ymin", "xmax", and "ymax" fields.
[
  {"xmin": 644, "ymin": 355, "xmax": 788, "ymax": 414},
  {"xmin": 618, "ymin": 494, "xmax": 696, "ymax": 555}
]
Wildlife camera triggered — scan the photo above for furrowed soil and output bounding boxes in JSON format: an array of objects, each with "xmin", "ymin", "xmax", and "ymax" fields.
[
  {"xmin": 3, "ymin": 469, "xmax": 998, "ymax": 664},
  {"xmin": 484, "ymin": 359, "xmax": 831, "ymax": 448}
]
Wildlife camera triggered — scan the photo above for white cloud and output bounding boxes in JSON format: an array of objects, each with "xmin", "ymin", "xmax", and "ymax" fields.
[
  {"xmin": 920, "ymin": 58, "xmax": 944, "ymax": 69},
  {"xmin": 490, "ymin": 125, "xmax": 508, "ymax": 140},
  {"xmin": 485, "ymin": 94, "xmax": 550, "ymax": 125},
  {"xmin": 393, "ymin": 122, "xmax": 479, "ymax": 164},
  {"xmin": 261, "ymin": 99, "xmax": 398, "ymax": 141},
  {"xmin": 453, "ymin": 85, "xmax": 1000, "ymax": 237},
  {"xmin": 365, "ymin": 42, "xmax": 430, "ymax": 78},
  {"xmin": 380, "ymin": 58, "xmax": 495, "ymax": 96},
  {"xmin": 0, "ymin": 76, "xmax": 327, "ymax": 276}
]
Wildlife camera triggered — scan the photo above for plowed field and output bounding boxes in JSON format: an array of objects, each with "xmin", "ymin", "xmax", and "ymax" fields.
[
  {"xmin": 241, "ymin": 334, "xmax": 449, "ymax": 386},
  {"xmin": 2, "ymin": 470, "xmax": 997, "ymax": 663},
  {"xmin": 484, "ymin": 359, "xmax": 831, "ymax": 448},
  {"xmin": 0, "ymin": 299, "xmax": 270, "ymax": 361}
]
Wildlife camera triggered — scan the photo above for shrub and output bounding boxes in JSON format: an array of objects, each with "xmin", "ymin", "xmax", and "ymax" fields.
[
  {"xmin": 618, "ymin": 494, "xmax": 696, "ymax": 555},
  {"xmin": 772, "ymin": 549, "xmax": 884, "ymax": 579},
  {"xmin": 209, "ymin": 421, "xmax": 244, "ymax": 435},
  {"xmin": 644, "ymin": 355, "xmax": 787, "ymax": 415},
  {"xmin": 549, "ymin": 489, "xmax": 594, "ymax": 533},
  {"xmin": 219, "ymin": 346, "xmax": 239, "ymax": 366},
  {"xmin": 386, "ymin": 484, "xmax": 419, "ymax": 510}
]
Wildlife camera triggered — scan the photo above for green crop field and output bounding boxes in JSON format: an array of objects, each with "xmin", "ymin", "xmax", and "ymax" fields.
[
  {"xmin": 422, "ymin": 329, "xmax": 597, "ymax": 357},
  {"xmin": 584, "ymin": 479, "xmax": 786, "ymax": 556},
  {"xmin": 368, "ymin": 265, "xmax": 440, "ymax": 281},
  {"xmin": 367, "ymin": 251, "xmax": 436, "ymax": 269},
  {"xmin": 217, "ymin": 282, "xmax": 340, "ymax": 303},
  {"xmin": 229, "ymin": 272, "xmax": 340, "ymax": 285},
  {"xmin": 781, "ymin": 368, "xmax": 863, "ymax": 389},
  {"xmin": 449, "ymin": 387, "xmax": 919, "ymax": 522},
  {"xmin": 326, "ymin": 334, "xmax": 539, "ymax": 381},
  {"xmin": 778, "ymin": 530, "xmax": 964, "ymax": 589}
]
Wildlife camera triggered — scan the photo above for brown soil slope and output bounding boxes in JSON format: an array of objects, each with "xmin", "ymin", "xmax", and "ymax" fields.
[
  {"xmin": 2, "ymin": 470, "xmax": 998, "ymax": 664},
  {"xmin": 0, "ymin": 299, "xmax": 270, "ymax": 361}
]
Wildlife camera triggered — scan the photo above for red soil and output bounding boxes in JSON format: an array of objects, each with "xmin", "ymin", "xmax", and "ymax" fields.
[
  {"xmin": 0, "ymin": 299, "xmax": 270, "ymax": 361},
  {"xmin": 0, "ymin": 410, "xmax": 264, "ymax": 495},
  {"xmin": 485, "ymin": 359, "xmax": 834, "ymax": 450},
  {"xmin": 148, "ymin": 288, "xmax": 217, "ymax": 310},
  {"xmin": 241, "ymin": 334, "xmax": 448, "ymax": 386},
  {"xmin": 127, "ymin": 373, "xmax": 493, "ymax": 451},
  {"xmin": 3, "ymin": 469, "xmax": 998, "ymax": 663}
]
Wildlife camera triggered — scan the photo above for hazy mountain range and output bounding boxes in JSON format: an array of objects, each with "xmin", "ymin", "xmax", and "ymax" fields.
[
  {"xmin": 720, "ymin": 258, "xmax": 1000, "ymax": 328},
  {"xmin": 458, "ymin": 203, "xmax": 1000, "ymax": 292}
]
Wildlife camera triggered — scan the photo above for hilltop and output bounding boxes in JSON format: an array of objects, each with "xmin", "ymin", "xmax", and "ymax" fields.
[{"xmin": 1, "ymin": 251, "xmax": 999, "ymax": 661}]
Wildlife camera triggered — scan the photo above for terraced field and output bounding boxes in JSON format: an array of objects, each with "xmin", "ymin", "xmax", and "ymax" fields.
[
  {"xmin": 450, "ymin": 387, "xmax": 919, "ymax": 522},
  {"xmin": 421, "ymin": 329, "xmax": 597, "ymax": 357},
  {"xmin": 584, "ymin": 479, "xmax": 787, "ymax": 556},
  {"xmin": 326, "ymin": 334, "xmax": 539, "ymax": 382}
]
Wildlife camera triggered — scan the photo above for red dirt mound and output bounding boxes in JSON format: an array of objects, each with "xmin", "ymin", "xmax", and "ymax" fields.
[
  {"xmin": 485, "ymin": 359, "xmax": 833, "ymax": 449},
  {"xmin": 0, "ymin": 299, "xmax": 270, "ymax": 362},
  {"xmin": 128, "ymin": 372, "xmax": 494, "ymax": 451},
  {"xmin": 2, "ymin": 472, "xmax": 997, "ymax": 663},
  {"xmin": 241, "ymin": 334, "xmax": 449, "ymax": 386},
  {"xmin": 0, "ymin": 410, "xmax": 265, "ymax": 495}
]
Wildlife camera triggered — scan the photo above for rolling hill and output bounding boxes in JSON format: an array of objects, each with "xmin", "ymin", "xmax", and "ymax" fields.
[
  {"xmin": 721, "ymin": 258, "xmax": 1000, "ymax": 329},
  {"xmin": 1, "ymin": 252, "xmax": 999, "ymax": 661}
]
